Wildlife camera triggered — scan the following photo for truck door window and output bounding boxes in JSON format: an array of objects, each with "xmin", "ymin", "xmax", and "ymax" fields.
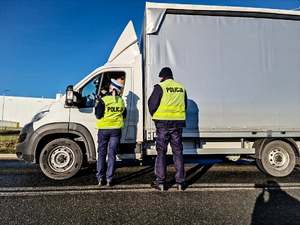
[
  {"xmin": 98, "ymin": 71, "xmax": 126, "ymax": 97},
  {"xmin": 80, "ymin": 72, "xmax": 125, "ymax": 107},
  {"xmin": 81, "ymin": 75, "xmax": 102, "ymax": 108}
]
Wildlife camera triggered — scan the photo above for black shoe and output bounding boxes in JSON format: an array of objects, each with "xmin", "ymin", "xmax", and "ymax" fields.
[
  {"xmin": 151, "ymin": 181, "xmax": 165, "ymax": 191},
  {"xmin": 177, "ymin": 182, "xmax": 188, "ymax": 191}
]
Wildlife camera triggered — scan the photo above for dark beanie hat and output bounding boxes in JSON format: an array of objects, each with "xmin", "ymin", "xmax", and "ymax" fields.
[{"xmin": 159, "ymin": 67, "xmax": 173, "ymax": 78}]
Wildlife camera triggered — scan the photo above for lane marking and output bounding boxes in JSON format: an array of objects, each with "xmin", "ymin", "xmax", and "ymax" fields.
[{"xmin": 1, "ymin": 183, "xmax": 300, "ymax": 196}]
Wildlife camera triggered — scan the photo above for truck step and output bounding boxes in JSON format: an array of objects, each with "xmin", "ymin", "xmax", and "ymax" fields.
[{"xmin": 146, "ymin": 148, "xmax": 255, "ymax": 155}]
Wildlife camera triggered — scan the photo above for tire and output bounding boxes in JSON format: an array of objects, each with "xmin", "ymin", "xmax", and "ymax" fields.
[
  {"xmin": 256, "ymin": 140, "xmax": 296, "ymax": 177},
  {"xmin": 296, "ymin": 157, "xmax": 300, "ymax": 166},
  {"xmin": 39, "ymin": 138, "xmax": 83, "ymax": 180}
]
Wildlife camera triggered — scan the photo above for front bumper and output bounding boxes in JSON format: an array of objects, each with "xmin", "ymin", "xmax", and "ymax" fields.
[{"xmin": 16, "ymin": 123, "xmax": 39, "ymax": 163}]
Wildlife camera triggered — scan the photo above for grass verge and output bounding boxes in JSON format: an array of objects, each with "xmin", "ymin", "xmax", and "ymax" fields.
[{"xmin": 0, "ymin": 130, "xmax": 19, "ymax": 154}]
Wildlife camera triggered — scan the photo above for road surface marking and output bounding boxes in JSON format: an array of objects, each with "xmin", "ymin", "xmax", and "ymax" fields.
[{"xmin": 1, "ymin": 183, "xmax": 300, "ymax": 196}]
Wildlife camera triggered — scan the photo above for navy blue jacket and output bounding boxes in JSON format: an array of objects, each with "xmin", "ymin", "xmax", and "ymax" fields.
[
  {"xmin": 148, "ymin": 77, "xmax": 187, "ymax": 128},
  {"xmin": 95, "ymin": 92, "xmax": 127, "ymax": 120}
]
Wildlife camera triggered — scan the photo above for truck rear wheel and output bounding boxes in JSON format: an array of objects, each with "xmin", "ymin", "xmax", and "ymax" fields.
[
  {"xmin": 256, "ymin": 140, "xmax": 296, "ymax": 177},
  {"xmin": 39, "ymin": 138, "xmax": 83, "ymax": 180}
]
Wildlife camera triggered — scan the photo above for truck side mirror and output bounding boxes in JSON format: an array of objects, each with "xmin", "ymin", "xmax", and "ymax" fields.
[{"xmin": 65, "ymin": 85, "xmax": 74, "ymax": 106}]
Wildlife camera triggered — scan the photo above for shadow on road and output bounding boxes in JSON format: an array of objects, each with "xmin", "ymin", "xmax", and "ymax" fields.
[
  {"xmin": 114, "ymin": 166, "xmax": 154, "ymax": 185},
  {"xmin": 252, "ymin": 181, "xmax": 300, "ymax": 225},
  {"xmin": 164, "ymin": 163, "xmax": 213, "ymax": 190},
  {"xmin": 113, "ymin": 157, "xmax": 215, "ymax": 188}
]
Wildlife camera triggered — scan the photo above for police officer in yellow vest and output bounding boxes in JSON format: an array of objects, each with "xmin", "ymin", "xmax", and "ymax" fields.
[
  {"xmin": 148, "ymin": 67, "xmax": 188, "ymax": 191},
  {"xmin": 95, "ymin": 79, "xmax": 126, "ymax": 186}
]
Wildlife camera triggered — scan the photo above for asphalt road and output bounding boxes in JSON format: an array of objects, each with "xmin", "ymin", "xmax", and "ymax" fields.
[{"xmin": 1, "ymin": 157, "xmax": 300, "ymax": 225}]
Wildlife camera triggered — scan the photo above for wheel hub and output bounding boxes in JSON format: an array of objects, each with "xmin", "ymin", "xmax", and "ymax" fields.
[
  {"xmin": 268, "ymin": 148, "xmax": 289, "ymax": 170},
  {"xmin": 57, "ymin": 154, "xmax": 67, "ymax": 163},
  {"xmin": 48, "ymin": 146, "xmax": 75, "ymax": 172}
]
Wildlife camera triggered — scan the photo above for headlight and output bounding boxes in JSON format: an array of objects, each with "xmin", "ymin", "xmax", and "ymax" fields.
[{"xmin": 31, "ymin": 110, "xmax": 49, "ymax": 122}]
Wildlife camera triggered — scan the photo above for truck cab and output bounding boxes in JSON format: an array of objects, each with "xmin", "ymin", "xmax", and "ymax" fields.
[{"xmin": 16, "ymin": 21, "xmax": 143, "ymax": 180}]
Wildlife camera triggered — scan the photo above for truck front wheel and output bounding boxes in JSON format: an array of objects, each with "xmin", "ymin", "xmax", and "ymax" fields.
[
  {"xmin": 256, "ymin": 140, "xmax": 296, "ymax": 177},
  {"xmin": 39, "ymin": 138, "xmax": 83, "ymax": 180}
]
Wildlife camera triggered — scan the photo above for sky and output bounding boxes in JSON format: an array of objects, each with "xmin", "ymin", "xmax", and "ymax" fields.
[{"xmin": 1, "ymin": 0, "xmax": 300, "ymax": 98}]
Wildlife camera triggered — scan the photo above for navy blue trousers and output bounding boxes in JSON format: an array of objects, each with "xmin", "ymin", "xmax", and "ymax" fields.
[
  {"xmin": 155, "ymin": 127, "xmax": 186, "ymax": 184},
  {"xmin": 96, "ymin": 129, "xmax": 121, "ymax": 182}
]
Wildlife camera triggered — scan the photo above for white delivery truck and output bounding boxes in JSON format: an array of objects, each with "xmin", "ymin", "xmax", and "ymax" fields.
[{"xmin": 17, "ymin": 2, "xmax": 300, "ymax": 179}]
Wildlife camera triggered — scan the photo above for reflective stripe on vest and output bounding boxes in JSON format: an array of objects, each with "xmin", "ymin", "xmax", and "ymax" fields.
[
  {"xmin": 95, "ymin": 96, "xmax": 125, "ymax": 129},
  {"xmin": 153, "ymin": 79, "xmax": 186, "ymax": 120}
]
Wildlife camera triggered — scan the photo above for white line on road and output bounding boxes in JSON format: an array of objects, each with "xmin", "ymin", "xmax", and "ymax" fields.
[{"xmin": 1, "ymin": 183, "xmax": 300, "ymax": 196}]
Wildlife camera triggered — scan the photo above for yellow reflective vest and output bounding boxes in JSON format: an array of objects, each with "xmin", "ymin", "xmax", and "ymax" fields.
[
  {"xmin": 95, "ymin": 96, "xmax": 125, "ymax": 129},
  {"xmin": 153, "ymin": 79, "xmax": 186, "ymax": 120}
]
